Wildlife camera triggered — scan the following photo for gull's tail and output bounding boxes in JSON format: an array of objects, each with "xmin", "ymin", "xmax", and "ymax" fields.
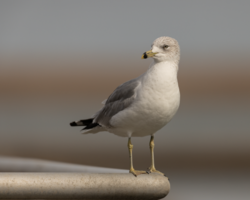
[{"xmin": 70, "ymin": 118, "xmax": 100, "ymax": 130}]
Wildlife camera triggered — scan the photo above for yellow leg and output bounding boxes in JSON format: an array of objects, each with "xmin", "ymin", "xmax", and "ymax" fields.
[
  {"xmin": 147, "ymin": 136, "xmax": 164, "ymax": 175},
  {"xmin": 128, "ymin": 137, "xmax": 147, "ymax": 177}
]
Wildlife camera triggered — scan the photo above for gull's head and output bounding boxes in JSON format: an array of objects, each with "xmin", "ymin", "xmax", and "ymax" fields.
[{"xmin": 142, "ymin": 36, "xmax": 180, "ymax": 63}]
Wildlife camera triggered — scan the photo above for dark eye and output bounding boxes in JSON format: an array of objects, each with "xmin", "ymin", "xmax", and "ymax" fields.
[{"xmin": 163, "ymin": 45, "xmax": 169, "ymax": 49}]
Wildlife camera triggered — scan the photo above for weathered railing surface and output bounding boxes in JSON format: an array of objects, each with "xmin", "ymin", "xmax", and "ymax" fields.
[
  {"xmin": 0, "ymin": 157, "xmax": 170, "ymax": 200},
  {"xmin": 0, "ymin": 173, "xmax": 170, "ymax": 199}
]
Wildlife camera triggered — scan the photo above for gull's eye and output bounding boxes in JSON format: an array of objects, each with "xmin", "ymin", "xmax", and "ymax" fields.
[{"xmin": 163, "ymin": 45, "xmax": 169, "ymax": 49}]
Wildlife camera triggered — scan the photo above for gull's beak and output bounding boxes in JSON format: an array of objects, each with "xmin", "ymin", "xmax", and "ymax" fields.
[{"xmin": 141, "ymin": 50, "xmax": 158, "ymax": 59}]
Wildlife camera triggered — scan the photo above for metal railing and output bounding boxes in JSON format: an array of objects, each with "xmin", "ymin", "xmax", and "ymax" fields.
[{"xmin": 0, "ymin": 157, "xmax": 170, "ymax": 199}]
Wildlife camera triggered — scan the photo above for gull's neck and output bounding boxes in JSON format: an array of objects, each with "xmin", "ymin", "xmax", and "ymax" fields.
[
  {"xmin": 139, "ymin": 60, "xmax": 179, "ymax": 90},
  {"xmin": 148, "ymin": 60, "xmax": 179, "ymax": 77},
  {"xmin": 139, "ymin": 59, "xmax": 180, "ymax": 99}
]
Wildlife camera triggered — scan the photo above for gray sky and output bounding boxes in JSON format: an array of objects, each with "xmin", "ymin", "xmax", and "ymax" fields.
[{"xmin": 0, "ymin": 0, "xmax": 249, "ymax": 55}]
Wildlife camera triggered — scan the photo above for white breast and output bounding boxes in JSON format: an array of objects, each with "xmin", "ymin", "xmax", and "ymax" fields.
[{"xmin": 109, "ymin": 61, "xmax": 180, "ymax": 137}]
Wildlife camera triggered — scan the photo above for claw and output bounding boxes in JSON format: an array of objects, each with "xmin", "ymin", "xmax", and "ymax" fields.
[
  {"xmin": 129, "ymin": 169, "xmax": 147, "ymax": 177},
  {"xmin": 147, "ymin": 166, "xmax": 165, "ymax": 176}
]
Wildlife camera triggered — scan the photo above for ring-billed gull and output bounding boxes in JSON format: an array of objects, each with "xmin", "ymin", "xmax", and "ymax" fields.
[{"xmin": 70, "ymin": 36, "xmax": 180, "ymax": 176}]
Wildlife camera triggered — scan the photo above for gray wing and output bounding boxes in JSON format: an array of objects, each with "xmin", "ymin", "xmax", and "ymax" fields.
[{"xmin": 94, "ymin": 79, "xmax": 139, "ymax": 127}]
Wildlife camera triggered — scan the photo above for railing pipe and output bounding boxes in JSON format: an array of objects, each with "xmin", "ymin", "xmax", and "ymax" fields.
[{"xmin": 0, "ymin": 173, "xmax": 170, "ymax": 199}]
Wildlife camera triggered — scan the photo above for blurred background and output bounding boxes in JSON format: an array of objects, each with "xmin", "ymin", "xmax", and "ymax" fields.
[{"xmin": 0, "ymin": 1, "xmax": 249, "ymax": 199}]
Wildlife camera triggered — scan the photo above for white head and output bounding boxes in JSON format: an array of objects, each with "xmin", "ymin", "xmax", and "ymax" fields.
[{"xmin": 142, "ymin": 36, "xmax": 180, "ymax": 64}]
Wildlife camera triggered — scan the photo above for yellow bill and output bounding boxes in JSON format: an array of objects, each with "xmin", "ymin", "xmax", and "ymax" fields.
[{"xmin": 141, "ymin": 50, "xmax": 158, "ymax": 59}]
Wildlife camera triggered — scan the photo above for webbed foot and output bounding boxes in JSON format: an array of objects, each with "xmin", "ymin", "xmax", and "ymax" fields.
[
  {"xmin": 129, "ymin": 168, "xmax": 147, "ymax": 177},
  {"xmin": 147, "ymin": 166, "xmax": 165, "ymax": 176}
]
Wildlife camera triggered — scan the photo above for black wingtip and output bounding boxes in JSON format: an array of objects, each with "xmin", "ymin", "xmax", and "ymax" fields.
[
  {"xmin": 70, "ymin": 121, "xmax": 77, "ymax": 126},
  {"xmin": 82, "ymin": 123, "xmax": 100, "ymax": 130}
]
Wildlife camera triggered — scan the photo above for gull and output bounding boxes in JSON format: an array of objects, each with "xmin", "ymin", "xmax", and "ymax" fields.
[{"xmin": 70, "ymin": 36, "xmax": 180, "ymax": 176}]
